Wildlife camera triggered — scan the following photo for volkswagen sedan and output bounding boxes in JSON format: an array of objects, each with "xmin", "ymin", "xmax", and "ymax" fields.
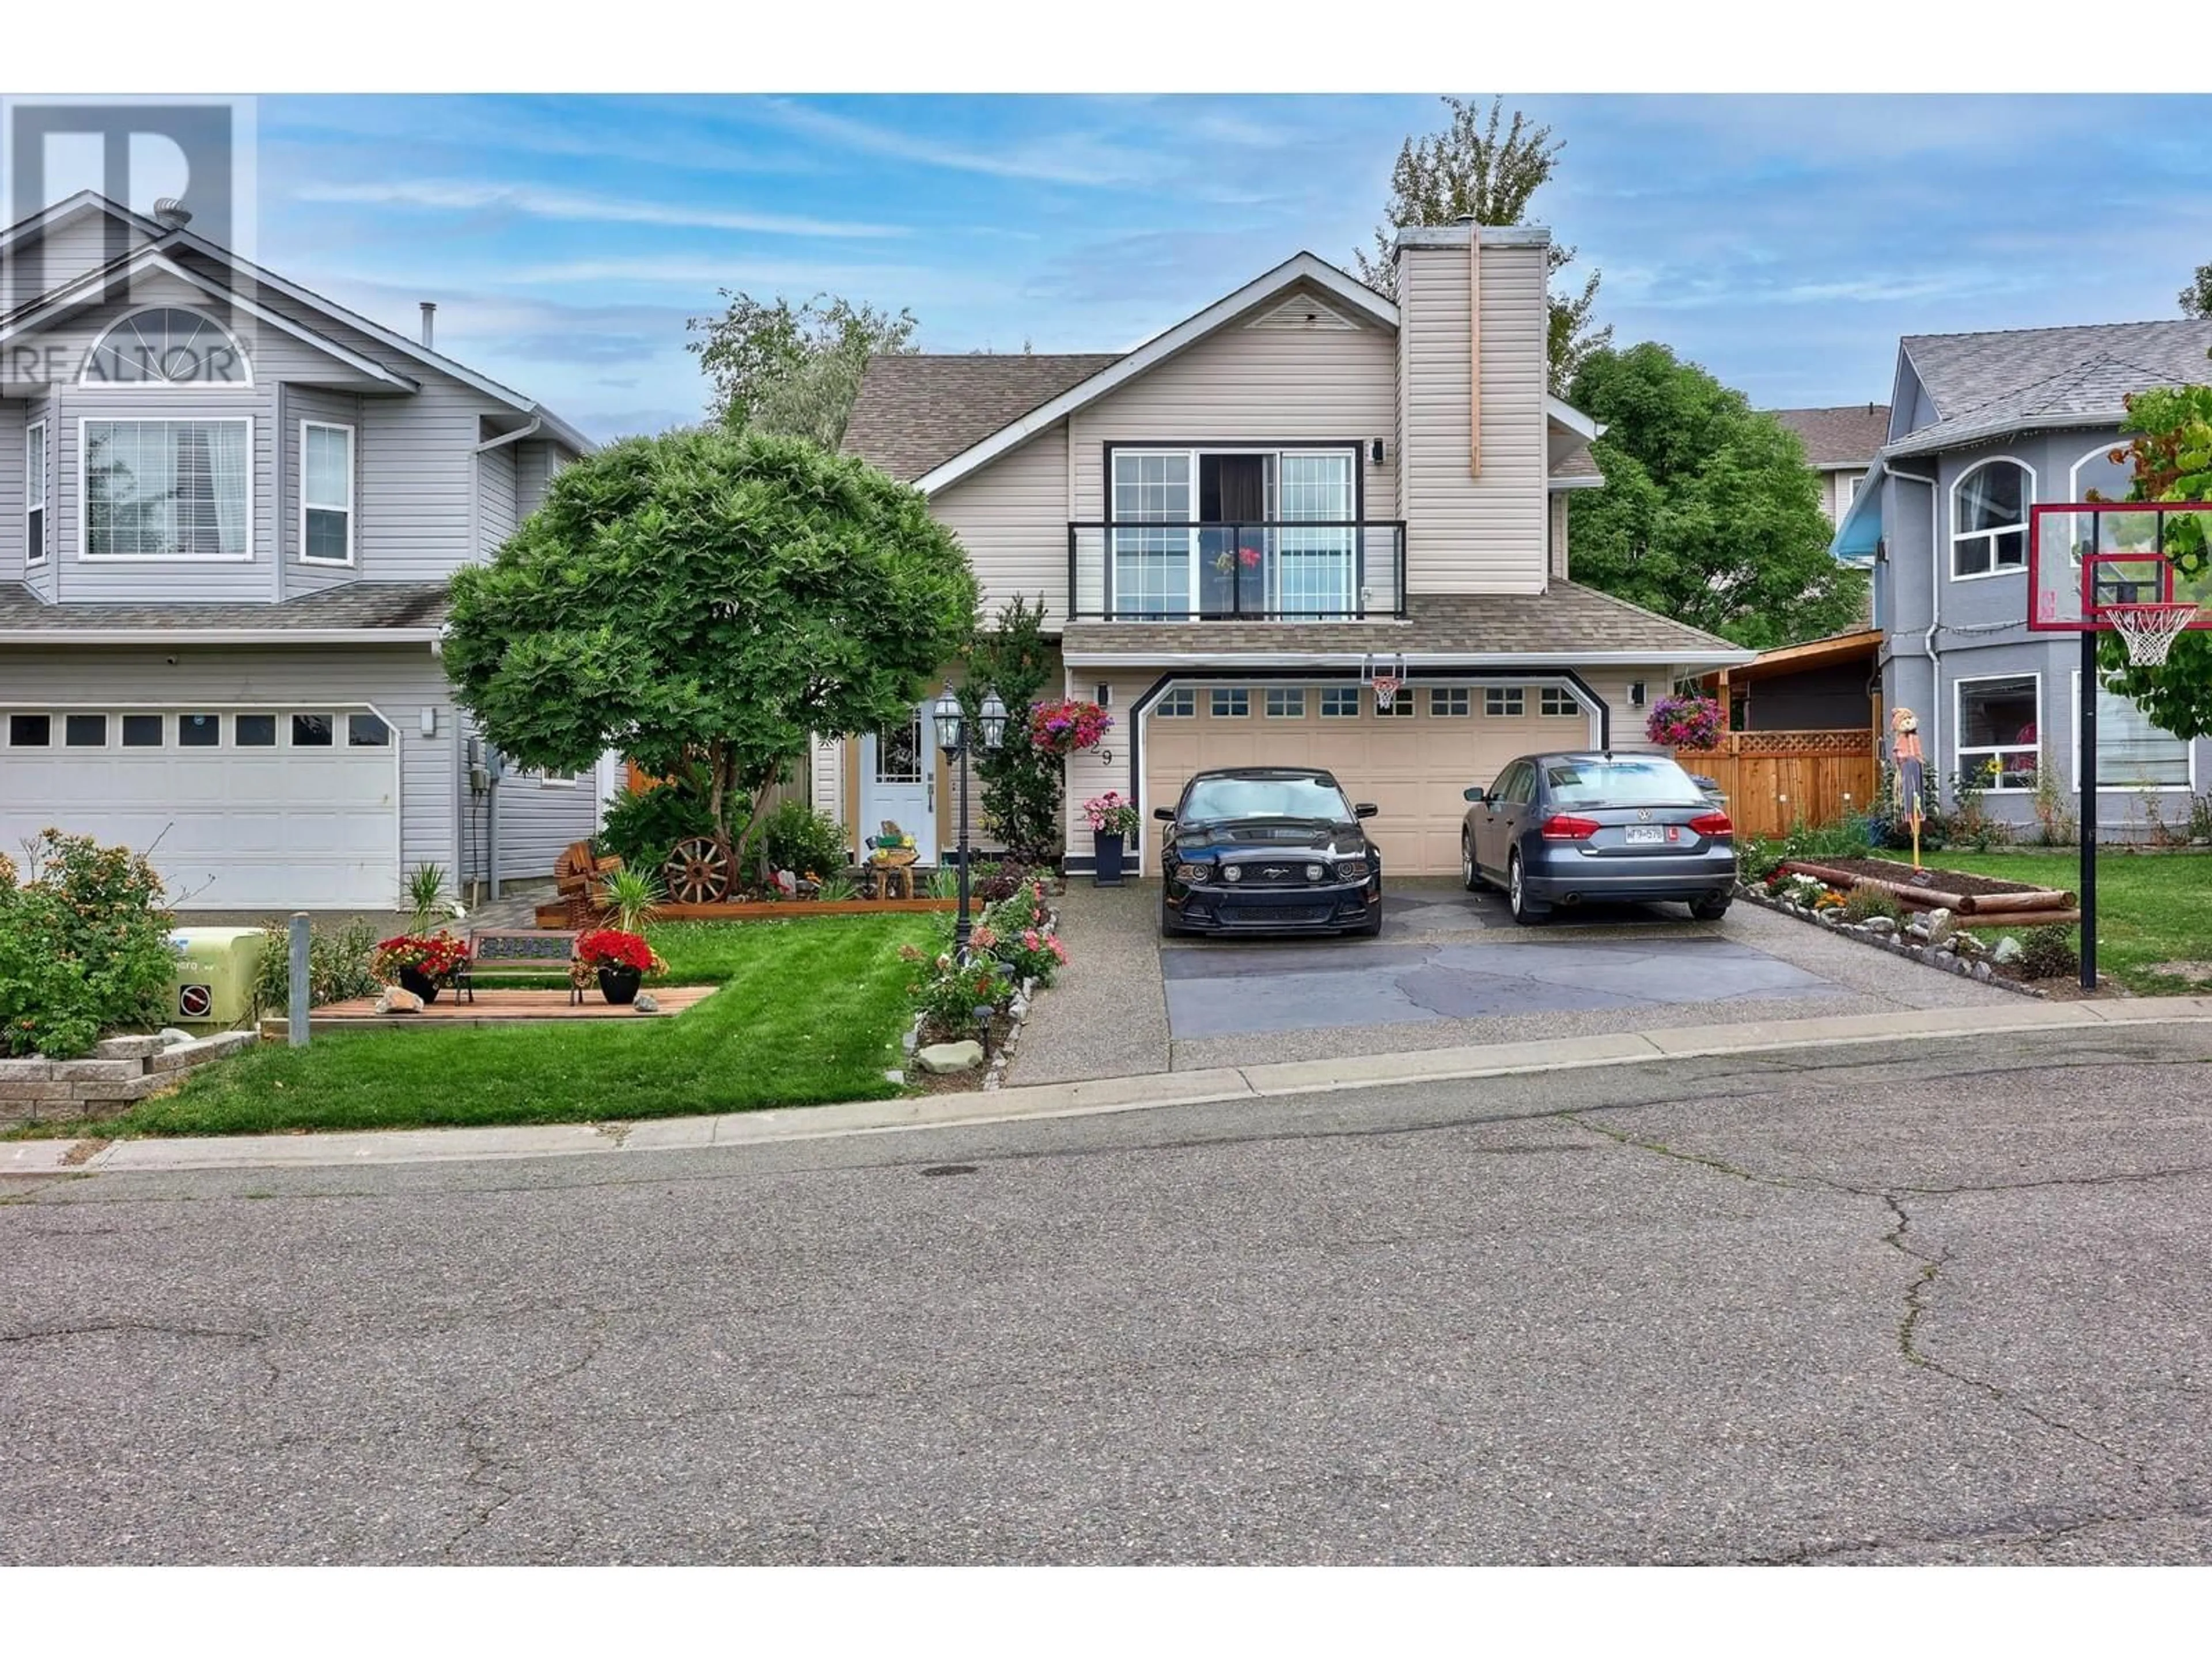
[
  {"xmin": 1157, "ymin": 767, "xmax": 1384, "ymax": 938},
  {"xmin": 1461, "ymin": 752, "xmax": 1736, "ymax": 925}
]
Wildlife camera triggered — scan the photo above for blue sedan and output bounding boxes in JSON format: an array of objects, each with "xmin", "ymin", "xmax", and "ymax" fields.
[{"xmin": 1461, "ymin": 752, "xmax": 1737, "ymax": 925}]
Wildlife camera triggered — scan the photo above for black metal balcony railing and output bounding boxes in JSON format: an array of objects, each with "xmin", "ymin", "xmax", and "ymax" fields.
[{"xmin": 1066, "ymin": 520, "xmax": 1407, "ymax": 622}]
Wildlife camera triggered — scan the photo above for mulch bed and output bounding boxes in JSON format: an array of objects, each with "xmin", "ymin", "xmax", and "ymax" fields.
[{"xmin": 1787, "ymin": 856, "xmax": 2048, "ymax": 899}]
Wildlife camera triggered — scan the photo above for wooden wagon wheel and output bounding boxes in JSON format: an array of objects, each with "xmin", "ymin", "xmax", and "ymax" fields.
[{"xmin": 664, "ymin": 836, "xmax": 734, "ymax": 904}]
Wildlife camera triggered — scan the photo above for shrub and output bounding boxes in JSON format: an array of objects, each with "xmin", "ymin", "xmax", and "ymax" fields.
[
  {"xmin": 598, "ymin": 777, "xmax": 721, "ymax": 878},
  {"xmin": 1789, "ymin": 816, "xmax": 1873, "ymax": 859},
  {"xmin": 762, "ymin": 799, "xmax": 849, "ymax": 879},
  {"xmin": 1739, "ymin": 835, "xmax": 1787, "ymax": 884},
  {"xmin": 1840, "ymin": 884, "xmax": 1903, "ymax": 924},
  {"xmin": 2017, "ymin": 924, "xmax": 2081, "ymax": 982},
  {"xmin": 0, "ymin": 830, "xmax": 177, "ymax": 1058},
  {"xmin": 252, "ymin": 918, "xmax": 382, "ymax": 1015},
  {"xmin": 900, "ymin": 946, "xmax": 1016, "ymax": 1039},
  {"xmin": 2031, "ymin": 766, "xmax": 2078, "ymax": 847}
]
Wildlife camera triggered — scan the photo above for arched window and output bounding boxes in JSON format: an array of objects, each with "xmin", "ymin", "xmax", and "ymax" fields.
[
  {"xmin": 2068, "ymin": 441, "xmax": 2133, "ymax": 505},
  {"xmin": 82, "ymin": 307, "xmax": 250, "ymax": 386},
  {"xmin": 1950, "ymin": 458, "xmax": 2032, "ymax": 578}
]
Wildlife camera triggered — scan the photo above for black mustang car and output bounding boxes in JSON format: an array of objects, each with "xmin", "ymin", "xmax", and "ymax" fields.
[{"xmin": 1156, "ymin": 767, "xmax": 1384, "ymax": 938}]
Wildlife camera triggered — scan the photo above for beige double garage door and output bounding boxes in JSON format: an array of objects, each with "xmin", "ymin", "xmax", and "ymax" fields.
[{"xmin": 1142, "ymin": 681, "xmax": 1596, "ymax": 875}]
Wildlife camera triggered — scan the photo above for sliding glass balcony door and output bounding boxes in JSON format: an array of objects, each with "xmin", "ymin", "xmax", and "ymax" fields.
[{"xmin": 1108, "ymin": 448, "xmax": 1358, "ymax": 619}]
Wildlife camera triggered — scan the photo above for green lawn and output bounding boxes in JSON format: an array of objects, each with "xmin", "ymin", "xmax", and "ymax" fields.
[
  {"xmin": 1931, "ymin": 849, "xmax": 2212, "ymax": 995},
  {"xmin": 40, "ymin": 914, "xmax": 941, "ymax": 1138}
]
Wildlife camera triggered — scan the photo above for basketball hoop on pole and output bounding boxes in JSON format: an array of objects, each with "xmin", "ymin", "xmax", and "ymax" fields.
[
  {"xmin": 2106, "ymin": 602, "xmax": 2202, "ymax": 666},
  {"xmin": 1361, "ymin": 652, "xmax": 1407, "ymax": 711}
]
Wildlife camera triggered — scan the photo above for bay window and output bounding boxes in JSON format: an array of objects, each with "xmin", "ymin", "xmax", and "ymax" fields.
[{"xmin": 82, "ymin": 418, "xmax": 251, "ymax": 559}]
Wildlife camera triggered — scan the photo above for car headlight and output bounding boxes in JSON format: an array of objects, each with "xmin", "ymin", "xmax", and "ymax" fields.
[
  {"xmin": 1222, "ymin": 865, "xmax": 1244, "ymax": 884},
  {"xmin": 1180, "ymin": 862, "xmax": 1210, "ymax": 884},
  {"xmin": 1337, "ymin": 858, "xmax": 1370, "ymax": 879}
]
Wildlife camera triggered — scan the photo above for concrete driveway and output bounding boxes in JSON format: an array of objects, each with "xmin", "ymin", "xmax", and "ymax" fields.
[{"xmin": 1014, "ymin": 877, "xmax": 2017, "ymax": 1084}]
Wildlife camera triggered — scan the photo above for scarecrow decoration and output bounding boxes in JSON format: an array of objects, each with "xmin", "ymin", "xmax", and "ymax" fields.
[{"xmin": 1891, "ymin": 706, "xmax": 1926, "ymax": 870}]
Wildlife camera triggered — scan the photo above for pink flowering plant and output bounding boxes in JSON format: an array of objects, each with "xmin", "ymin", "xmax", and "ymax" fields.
[
  {"xmin": 1029, "ymin": 698, "xmax": 1113, "ymax": 756},
  {"xmin": 1645, "ymin": 692, "xmax": 1725, "ymax": 751},
  {"xmin": 1082, "ymin": 791, "xmax": 1142, "ymax": 837}
]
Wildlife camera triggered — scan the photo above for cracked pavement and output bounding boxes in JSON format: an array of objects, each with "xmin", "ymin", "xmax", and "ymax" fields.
[{"xmin": 5, "ymin": 1024, "xmax": 2212, "ymax": 1563}]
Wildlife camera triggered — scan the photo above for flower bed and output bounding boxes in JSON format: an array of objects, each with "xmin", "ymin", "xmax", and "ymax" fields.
[
  {"xmin": 1744, "ymin": 867, "xmax": 2087, "ymax": 996},
  {"xmin": 897, "ymin": 874, "xmax": 1067, "ymax": 1090}
]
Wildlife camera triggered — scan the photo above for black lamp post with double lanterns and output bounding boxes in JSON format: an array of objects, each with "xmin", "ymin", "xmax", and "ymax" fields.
[{"xmin": 930, "ymin": 685, "xmax": 1008, "ymax": 956}]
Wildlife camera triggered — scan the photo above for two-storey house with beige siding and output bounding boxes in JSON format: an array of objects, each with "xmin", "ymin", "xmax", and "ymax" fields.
[
  {"xmin": 838, "ymin": 226, "xmax": 1752, "ymax": 877},
  {"xmin": 0, "ymin": 192, "xmax": 596, "ymax": 910}
]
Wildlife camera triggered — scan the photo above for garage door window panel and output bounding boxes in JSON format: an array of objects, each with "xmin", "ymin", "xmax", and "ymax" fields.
[
  {"xmin": 65, "ymin": 714, "xmax": 107, "ymax": 747},
  {"xmin": 82, "ymin": 418, "xmax": 252, "ymax": 560},
  {"xmin": 7, "ymin": 714, "xmax": 51, "ymax": 747},
  {"xmin": 1156, "ymin": 688, "xmax": 1195, "ymax": 718},
  {"xmin": 122, "ymin": 714, "xmax": 163, "ymax": 747},
  {"xmin": 235, "ymin": 714, "xmax": 276, "ymax": 747},
  {"xmin": 1540, "ymin": 687, "xmax": 1580, "ymax": 718},
  {"xmin": 177, "ymin": 714, "xmax": 221, "ymax": 747},
  {"xmin": 291, "ymin": 714, "xmax": 335, "ymax": 748},
  {"xmin": 1320, "ymin": 688, "xmax": 1360, "ymax": 718},
  {"xmin": 1486, "ymin": 688, "xmax": 1525, "ymax": 717},
  {"xmin": 1430, "ymin": 688, "xmax": 1470, "ymax": 717},
  {"xmin": 1211, "ymin": 688, "xmax": 1249, "ymax": 718},
  {"xmin": 348, "ymin": 713, "xmax": 392, "ymax": 748},
  {"xmin": 1264, "ymin": 688, "xmax": 1306, "ymax": 718}
]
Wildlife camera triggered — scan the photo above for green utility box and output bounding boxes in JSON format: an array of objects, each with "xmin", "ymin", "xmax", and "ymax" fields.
[{"xmin": 168, "ymin": 927, "xmax": 268, "ymax": 1025}]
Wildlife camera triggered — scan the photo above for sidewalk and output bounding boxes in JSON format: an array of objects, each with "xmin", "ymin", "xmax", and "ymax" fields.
[{"xmin": 12, "ymin": 997, "xmax": 2211, "ymax": 1177}]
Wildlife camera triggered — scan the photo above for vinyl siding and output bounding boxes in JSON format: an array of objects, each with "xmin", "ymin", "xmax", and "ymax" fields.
[
  {"xmin": 1397, "ymin": 237, "xmax": 1549, "ymax": 594},
  {"xmin": 0, "ymin": 643, "xmax": 461, "ymax": 885},
  {"xmin": 514, "ymin": 440, "xmax": 559, "ymax": 521},
  {"xmin": 930, "ymin": 424, "xmax": 1069, "ymax": 621},
  {"xmin": 1, "ymin": 209, "xmax": 128, "ymax": 309},
  {"xmin": 1548, "ymin": 491, "xmax": 1569, "ymax": 579},
  {"xmin": 477, "ymin": 441, "xmax": 518, "ymax": 559},
  {"xmin": 491, "ymin": 771, "xmax": 599, "ymax": 885}
]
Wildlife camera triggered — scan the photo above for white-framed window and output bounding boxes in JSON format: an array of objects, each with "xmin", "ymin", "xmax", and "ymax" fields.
[
  {"xmin": 1210, "ymin": 687, "xmax": 1249, "ymax": 718},
  {"xmin": 1842, "ymin": 473, "xmax": 1860, "ymax": 509},
  {"xmin": 1156, "ymin": 688, "xmax": 1195, "ymax": 718},
  {"xmin": 6, "ymin": 713, "xmax": 52, "ymax": 746},
  {"xmin": 25, "ymin": 420, "xmax": 46, "ymax": 565},
  {"xmin": 1953, "ymin": 673, "xmax": 2040, "ymax": 792},
  {"xmin": 177, "ymin": 713, "xmax": 222, "ymax": 748},
  {"xmin": 81, "ymin": 418, "xmax": 252, "ymax": 560},
  {"xmin": 64, "ymin": 713, "xmax": 108, "ymax": 747},
  {"xmin": 1264, "ymin": 688, "xmax": 1305, "ymax": 718},
  {"xmin": 82, "ymin": 307, "xmax": 251, "ymax": 385},
  {"xmin": 536, "ymin": 767, "xmax": 578, "ymax": 786},
  {"xmin": 1540, "ymin": 686, "xmax": 1580, "ymax": 717},
  {"xmin": 1380, "ymin": 688, "xmax": 1415, "ymax": 716},
  {"xmin": 2071, "ymin": 671, "xmax": 2193, "ymax": 790},
  {"xmin": 1429, "ymin": 687, "xmax": 1471, "ymax": 717},
  {"xmin": 120, "ymin": 714, "xmax": 164, "ymax": 747},
  {"xmin": 1950, "ymin": 458, "xmax": 2032, "ymax": 579},
  {"xmin": 301, "ymin": 421, "xmax": 355, "ymax": 565},
  {"xmin": 1319, "ymin": 688, "xmax": 1360, "ymax": 718},
  {"xmin": 1485, "ymin": 687, "xmax": 1525, "ymax": 717}
]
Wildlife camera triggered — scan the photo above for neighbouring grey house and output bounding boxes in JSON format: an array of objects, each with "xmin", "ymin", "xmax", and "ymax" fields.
[
  {"xmin": 0, "ymin": 192, "xmax": 599, "ymax": 910},
  {"xmin": 1833, "ymin": 318, "xmax": 2212, "ymax": 834},
  {"xmin": 1769, "ymin": 403, "xmax": 1889, "ymax": 527}
]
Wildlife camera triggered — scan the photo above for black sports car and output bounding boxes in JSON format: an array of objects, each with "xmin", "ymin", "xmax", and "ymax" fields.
[{"xmin": 1156, "ymin": 767, "xmax": 1384, "ymax": 938}]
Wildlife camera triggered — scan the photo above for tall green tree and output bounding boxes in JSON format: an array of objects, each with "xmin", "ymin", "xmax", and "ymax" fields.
[
  {"xmin": 957, "ymin": 596, "xmax": 1063, "ymax": 866},
  {"xmin": 1354, "ymin": 95, "xmax": 1610, "ymax": 392},
  {"xmin": 444, "ymin": 430, "xmax": 978, "ymax": 875},
  {"xmin": 2094, "ymin": 384, "xmax": 2212, "ymax": 741},
  {"xmin": 1565, "ymin": 343, "xmax": 1868, "ymax": 649},
  {"xmin": 685, "ymin": 291, "xmax": 918, "ymax": 450}
]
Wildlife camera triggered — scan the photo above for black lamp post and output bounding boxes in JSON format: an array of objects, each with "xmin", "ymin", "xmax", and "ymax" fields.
[{"xmin": 932, "ymin": 685, "xmax": 1007, "ymax": 955}]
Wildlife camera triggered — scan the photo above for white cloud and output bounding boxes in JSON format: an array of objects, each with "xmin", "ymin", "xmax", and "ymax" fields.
[
  {"xmin": 290, "ymin": 178, "xmax": 903, "ymax": 239},
  {"xmin": 758, "ymin": 99, "xmax": 1161, "ymax": 188}
]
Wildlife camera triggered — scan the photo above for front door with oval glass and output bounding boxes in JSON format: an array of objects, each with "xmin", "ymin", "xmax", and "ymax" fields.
[{"xmin": 858, "ymin": 704, "xmax": 936, "ymax": 863}]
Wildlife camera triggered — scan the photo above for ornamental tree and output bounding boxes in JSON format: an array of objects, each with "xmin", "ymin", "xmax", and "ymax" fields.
[
  {"xmin": 957, "ymin": 596, "xmax": 1065, "ymax": 866},
  {"xmin": 2096, "ymin": 384, "xmax": 2212, "ymax": 743},
  {"xmin": 444, "ymin": 429, "xmax": 978, "ymax": 876}
]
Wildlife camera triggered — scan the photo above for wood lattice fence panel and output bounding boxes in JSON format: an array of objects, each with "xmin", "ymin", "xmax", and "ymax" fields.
[{"xmin": 1675, "ymin": 730, "xmax": 1878, "ymax": 839}]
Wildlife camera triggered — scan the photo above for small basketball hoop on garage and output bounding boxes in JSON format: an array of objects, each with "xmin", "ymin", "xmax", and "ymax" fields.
[{"xmin": 1361, "ymin": 652, "xmax": 1407, "ymax": 712}]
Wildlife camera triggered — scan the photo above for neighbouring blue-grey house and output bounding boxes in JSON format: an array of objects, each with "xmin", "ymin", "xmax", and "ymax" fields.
[
  {"xmin": 1833, "ymin": 318, "xmax": 2212, "ymax": 836},
  {"xmin": 0, "ymin": 191, "xmax": 602, "ymax": 910}
]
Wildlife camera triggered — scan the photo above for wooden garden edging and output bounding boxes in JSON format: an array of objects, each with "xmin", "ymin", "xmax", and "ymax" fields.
[{"xmin": 1778, "ymin": 859, "xmax": 2081, "ymax": 930}]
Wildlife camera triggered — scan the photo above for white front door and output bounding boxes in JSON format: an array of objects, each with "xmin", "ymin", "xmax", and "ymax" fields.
[{"xmin": 858, "ymin": 704, "xmax": 936, "ymax": 860}]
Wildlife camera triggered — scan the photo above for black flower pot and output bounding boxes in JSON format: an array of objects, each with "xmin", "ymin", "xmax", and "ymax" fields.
[
  {"xmin": 597, "ymin": 965, "xmax": 643, "ymax": 1005},
  {"xmin": 1092, "ymin": 830, "xmax": 1126, "ymax": 887},
  {"xmin": 396, "ymin": 966, "xmax": 442, "ymax": 1005}
]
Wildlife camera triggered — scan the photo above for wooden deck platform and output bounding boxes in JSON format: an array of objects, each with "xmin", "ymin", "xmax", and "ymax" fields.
[{"xmin": 259, "ymin": 984, "xmax": 717, "ymax": 1036}]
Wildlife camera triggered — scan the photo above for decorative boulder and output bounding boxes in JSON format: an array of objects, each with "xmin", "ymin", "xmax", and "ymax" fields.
[
  {"xmin": 157, "ymin": 1027, "xmax": 196, "ymax": 1046},
  {"xmin": 1991, "ymin": 937, "xmax": 2025, "ymax": 965},
  {"xmin": 1862, "ymin": 916, "xmax": 1898, "ymax": 937},
  {"xmin": 915, "ymin": 1040, "xmax": 984, "ymax": 1075},
  {"xmin": 376, "ymin": 986, "xmax": 425, "ymax": 1015},
  {"xmin": 632, "ymin": 991, "xmax": 661, "ymax": 1014}
]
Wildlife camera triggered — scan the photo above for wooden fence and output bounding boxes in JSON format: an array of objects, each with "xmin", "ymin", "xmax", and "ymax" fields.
[{"xmin": 1675, "ymin": 729, "xmax": 1878, "ymax": 840}]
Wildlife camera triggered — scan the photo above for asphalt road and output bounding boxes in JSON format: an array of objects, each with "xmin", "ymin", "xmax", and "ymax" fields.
[{"xmin": 6, "ymin": 1024, "xmax": 2212, "ymax": 1565}]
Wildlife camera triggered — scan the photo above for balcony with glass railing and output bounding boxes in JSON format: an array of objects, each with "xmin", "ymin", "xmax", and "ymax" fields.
[{"xmin": 1066, "ymin": 520, "xmax": 1406, "ymax": 621}]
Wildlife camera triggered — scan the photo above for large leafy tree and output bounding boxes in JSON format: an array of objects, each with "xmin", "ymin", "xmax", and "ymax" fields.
[
  {"xmin": 2180, "ymin": 264, "xmax": 2212, "ymax": 319},
  {"xmin": 1565, "ymin": 343, "xmax": 1869, "ymax": 649},
  {"xmin": 685, "ymin": 291, "xmax": 918, "ymax": 450},
  {"xmin": 1354, "ymin": 95, "xmax": 1610, "ymax": 392},
  {"xmin": 2093, "ymin": 384, "xmax": 2212, "ymax": 741},
  {"xmin": 956, "ymin": 596, "xmax": 1062, "ymax": 866},
  {"xmin": 445, "ymin": 429, "xmax": 978, "ymax": 874}
]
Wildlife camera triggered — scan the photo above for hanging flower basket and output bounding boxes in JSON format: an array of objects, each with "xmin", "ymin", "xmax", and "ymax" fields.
[
  {"xmin": 1646, "ymin": 692, "xmax": 1725, "ymax": 751},
  {"xmin": 1029, "ymin": 698, "xmax": 1113, "ymax": 757}
]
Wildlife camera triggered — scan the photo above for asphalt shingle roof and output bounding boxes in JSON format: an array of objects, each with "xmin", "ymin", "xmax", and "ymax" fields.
[
  {"xmin": 0, "ymin": 581, "xmax": 449, "ymax": 633},
  {"xmin": 842, "ymin": 353, "xmax": 1124, "ymax": 482},
  {"xmin": 1889, "ymin": 320, "xmax": 2212, "ymax": 457},
  {"xmin": 1767, "ymin": 405, "xmax": 1890, "ymax": 468},
  {"xmin": 1060, "ymin": 584, "xmax": 1743, "ymax": 662}
]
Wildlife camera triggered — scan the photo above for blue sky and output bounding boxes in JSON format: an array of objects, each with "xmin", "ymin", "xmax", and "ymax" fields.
[{"xmin": 232, "ymin": 94, "xmax": 2212, "ymax": 441}]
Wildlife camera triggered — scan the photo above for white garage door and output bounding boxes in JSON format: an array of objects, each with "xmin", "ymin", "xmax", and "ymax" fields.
[
  {"xmin": 1145, "ymin": 682, "xmax": 1593, "ymax": 874},
  {"xmin": 1, "ymin": 707, "xmax": 402, "ymax": 910}
]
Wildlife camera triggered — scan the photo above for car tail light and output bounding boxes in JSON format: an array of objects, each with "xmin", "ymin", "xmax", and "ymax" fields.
[
  {"xmin": 1540, "ymin": 813, "xmax": 1600, "ymax": 840},
  {"xmin": 1688, "ymin": 810, "xmax": 1734, "ymax": 839}
]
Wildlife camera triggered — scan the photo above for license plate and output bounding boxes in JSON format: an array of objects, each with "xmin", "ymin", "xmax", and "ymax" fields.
[{"xmin": 1624, "ymin": 825, "xmax": 1665, "ymax": 845}]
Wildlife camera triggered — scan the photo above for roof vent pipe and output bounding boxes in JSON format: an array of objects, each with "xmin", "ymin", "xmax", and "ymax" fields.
[
  {"xmin": 419, "ymin": 301, "xmax": 437, "ymax": 350},
  {"xmin": 152, "ymin": 198, "xmax": 191, "ymax": 230}
]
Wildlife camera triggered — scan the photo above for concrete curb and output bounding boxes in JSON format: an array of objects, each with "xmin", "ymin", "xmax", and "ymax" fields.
[{"xmin": 12, "ymin": 998, "xmax": 2212, "ymax": 1177}]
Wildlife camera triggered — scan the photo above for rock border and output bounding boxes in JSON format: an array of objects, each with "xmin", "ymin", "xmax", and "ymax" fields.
[
  {"xmin": 1737, "ymin": 881, "xmax": 2051, "ymax": 998},
  {"xmin": 897, "ymin": 896, "xmax": 1060, "ymax": 1091}
]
